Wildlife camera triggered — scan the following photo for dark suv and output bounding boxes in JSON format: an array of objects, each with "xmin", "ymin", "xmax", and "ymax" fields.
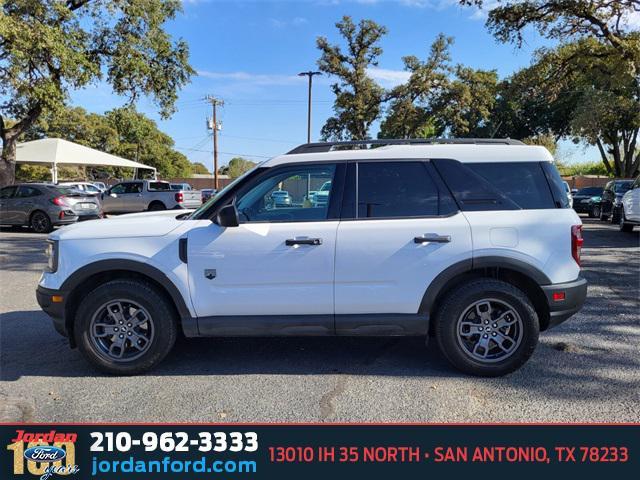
[
  {"xmin": 599, "ymin": 180, "xmax": 634, "ymax": 223},
  {"xmin": 0, "ymin": 183, "xmax": 102, "ymax": 233},
  {"xmin": 572, "ymin": 187, "xmax": 603, "ymax": 218}
]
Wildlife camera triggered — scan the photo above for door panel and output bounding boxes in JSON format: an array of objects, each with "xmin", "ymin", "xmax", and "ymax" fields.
[
  {"xmin": 334, "ymin": 215, "xmax": 472, "ymax": 315},
  {"xmin": 187, "ymin": 221, "xmax": 338, "ymax": 318}
]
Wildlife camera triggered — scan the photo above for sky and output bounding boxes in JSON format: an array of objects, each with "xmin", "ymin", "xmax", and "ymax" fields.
[{"xmin": 71, "ymin": 0, "xmax": 602, "ymax": 171}]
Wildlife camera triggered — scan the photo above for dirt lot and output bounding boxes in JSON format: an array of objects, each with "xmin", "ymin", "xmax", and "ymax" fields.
[{"xmin": 0, "ymin": 217, "xmax": 638, "ymax": 422}]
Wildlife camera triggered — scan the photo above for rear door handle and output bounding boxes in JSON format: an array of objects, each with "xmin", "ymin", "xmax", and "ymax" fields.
[
  {"xmin": 286, "ymin": 238, "xmax": 322, "ymax": 246},
  {"xmin": 414, "ymin": 234, "xmax": 451, "ymax": 244}
]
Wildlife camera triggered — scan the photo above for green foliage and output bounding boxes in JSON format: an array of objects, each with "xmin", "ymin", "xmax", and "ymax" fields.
[
  {"xmin": 557, "ymin": 161, "xmax": 611, "ymax": 177},
  {"xmin": 0, "ymin": 0, "xmax": 194, "ymax": 185},
  {"xmin": 219, "ymin": 157, "xmax": 257, "ymax": 179},
  {"xmin": 191, "ymin": 162, "xmax": 210, "ymax": 175},
  {"xmin": 379, "ymin": 34, "xmax": 452, "ymax": 139},
  {"xmin": 317, "ymin": 16, "xmax": 387, "ymax": 140}
]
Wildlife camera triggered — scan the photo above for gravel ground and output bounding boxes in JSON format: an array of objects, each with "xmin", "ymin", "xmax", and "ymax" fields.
[{"xmin": 0, "ymin": 218, "xmax": 638, "ymax": 422}]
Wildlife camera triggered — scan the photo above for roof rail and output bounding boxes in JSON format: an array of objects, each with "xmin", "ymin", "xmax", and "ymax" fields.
[{"xmin": 287, "ymin": 138, "xmax": 525, "ymax": 154}]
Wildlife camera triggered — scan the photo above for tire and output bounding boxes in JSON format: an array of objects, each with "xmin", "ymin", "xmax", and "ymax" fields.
[
  {"xmin": 610, "ymin": 207, "xmax": 621, "ymax": 225},
  {"xmin": 30, "ymin": 210, "xmax": 53, "ymax": 233},
  {"xmin": 434, "ymin": 279, "xmax": 539, "ymax": 377},
  {"xmin": 148, "ymin": 202, "xmax": 166, "ymax": 211},
  {"xmin": 599, "ymin": 208, "xmax": 609, "ymax": 221},
  {"xmin": 591, "ymin": 205, "xmax": 601, "ymax": 218},
  {"xmin": 619, "ymin": 209, "xmax": 634, "ymax": 233},
  {"xmin": 74, "ymin": 280, "xmax": 177, "ymax": 375}
]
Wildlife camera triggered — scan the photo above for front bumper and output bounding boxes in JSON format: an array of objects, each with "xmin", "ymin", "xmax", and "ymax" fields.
[
  {"xmin": 36, "ymin": 285, "xmax": 68, "ymax": 338},
  {"xmin": 541, "ymin": 276, "xmax": 588, "ymax": 329}
]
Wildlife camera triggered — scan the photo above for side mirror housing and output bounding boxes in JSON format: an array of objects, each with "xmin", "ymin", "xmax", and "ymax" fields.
[
  {"xmin": 217, "ymin": 204, "xmax": 239, "ymax": 227},
  {"xmin": 109, "ymin": 192, "xmax": 117, "ymax": 198}
]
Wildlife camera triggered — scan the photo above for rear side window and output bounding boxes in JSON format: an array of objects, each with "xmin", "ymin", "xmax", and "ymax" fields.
[
  {"xmin": 17, "ymin": 186, "xmax": 42, "ymax": 198},
  {"xmin": 149, "ymin": 182, "xmax": 170, "ymax": 191},
  {"xmin": 433, "ymin": 159, "xmax": 560, "ymax": 210},
  {"xmin": 356, "ymin": 161, "xmax": 456, "ymax": 218},
  {"xmin": 468, "ymin": 162, "xmax": 556, "ymax": 209}
]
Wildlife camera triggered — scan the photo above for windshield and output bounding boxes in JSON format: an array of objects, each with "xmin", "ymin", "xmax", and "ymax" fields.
[
  {"xmin": 576, "ymin": 187, "xmax": 602, "ymax": 196},
  {"xmin": 614, "ymin": 182, "xmax": 632, "ymax": 193},
  {"xmin": 189, "ymin": 164, "xmax": 263, "ymax": 219}
]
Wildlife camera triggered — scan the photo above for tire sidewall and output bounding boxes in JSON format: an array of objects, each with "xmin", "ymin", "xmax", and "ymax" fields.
[
  {"xmin": 436, "ymin": 281, "xmax": 539, "ymax": 377},
  {"xmin": 74, "ymin": 281, "xmax": 177, "ymax": 374},
  {"xmin": 31, "ymin": 211, "xmax": 52, "ymax": 233}
]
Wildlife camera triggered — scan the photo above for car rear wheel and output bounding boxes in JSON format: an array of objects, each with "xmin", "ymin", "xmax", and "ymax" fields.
[
  {"xmin": 74, "ymin": 280, "xmax": 177, "ymax": 375},
  {"xmin": 148, "ymin": 201, "xmax": 166, "ymax": 211},
  {"xmin": 611, "ymin": 207, "xmax": 621, "ymax": 225},
  {"xmin": 30, "ymin": 211, "xmax": 53, "ymax": 233},
  {"xmin": 591, "ymin": 205, "xmax": 601, "ymax": 218},
  {"xmin": 434, "ymin": 279, "xmax": 539, "ymax": 377}
]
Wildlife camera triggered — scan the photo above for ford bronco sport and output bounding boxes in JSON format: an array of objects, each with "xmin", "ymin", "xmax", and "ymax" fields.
[{"xmin": 37, "ymin": 139, "xmax": 587, "ymax": 376}]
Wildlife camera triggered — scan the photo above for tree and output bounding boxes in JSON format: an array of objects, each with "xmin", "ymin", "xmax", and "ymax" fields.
[
  {"xmin": 462, "ymin": 0, "xmax": 640, "ymax": 66},
  {"xmin": 191, "ymin": 162, "xmax": 210, "ymax": 175},
  {"xmin": 378, "ymin": 34, "xmax": 452, "ymax": 139},
  {"xmin": 0, "ymin": 0, "xmax": 194, "ymax": 186},
  {"xmin": 317, "ymin": 16, "xmax": 387, "ymax": 140},
  {"xmin": 431, "ymin": 66, "xmax": 499, "ymax": 137},
  {"xmin": 219, "ymin": 157, "xmax": 256, "ymax": 179}
]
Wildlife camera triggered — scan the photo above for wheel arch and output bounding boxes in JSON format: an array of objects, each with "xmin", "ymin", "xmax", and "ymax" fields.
[
  {"xmin": 420, "ymin": 257, "xmax": 552, "ymax": 333},
  {"xmin": 62, "ymin": 260, "xmax": 196, "ymax": 347}
]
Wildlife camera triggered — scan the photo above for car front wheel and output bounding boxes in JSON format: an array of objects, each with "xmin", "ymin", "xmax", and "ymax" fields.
[
  {"xmin": 30, "ymin": 211, "xmax": 53, "ymax": 233},
  {"xmin": 434, "ymin": 279, "xmax": 539, "ymax": 377},
  {"xmin": 619, "ymin": 208, "xmax": 634, "ymax": 232},
  {"xmin": 74, "ymin": 280, "xmax": 177, "ymax": 375}
]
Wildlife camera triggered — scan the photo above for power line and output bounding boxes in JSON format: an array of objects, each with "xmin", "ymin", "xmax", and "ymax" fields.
[{"xmin": 205, "ymin": 95, "xmax": 224, "ymax": 189}]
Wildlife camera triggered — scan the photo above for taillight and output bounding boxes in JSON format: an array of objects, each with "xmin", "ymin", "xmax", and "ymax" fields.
[
  {"xmin": 571, "ymin": 225, "xmax": 583, "ymax": 266},
  {"xmin": 51, "ymin": 196, "xmax": 67, "ymax": 206},
  {"xmin": 175, "ymin": 192, "xmax": 184, "ymax": 203}
]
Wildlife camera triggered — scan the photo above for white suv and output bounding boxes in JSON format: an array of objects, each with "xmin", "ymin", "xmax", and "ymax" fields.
[{"xmin": 37, "ymin": 139, "xmax": 587, "ymax": 376}]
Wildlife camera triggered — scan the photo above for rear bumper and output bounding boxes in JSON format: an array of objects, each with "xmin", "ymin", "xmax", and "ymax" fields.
[
  {"xmin": 541, "ymin": 276, "xmax": 588, "ymax": 329},
  {"xmin": 36, "ymin": 285, "xmax": 69, "ymax": 338}
]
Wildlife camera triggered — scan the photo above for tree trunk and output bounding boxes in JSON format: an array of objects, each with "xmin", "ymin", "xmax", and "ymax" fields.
[{"xmin": 0, "ymin": 134, "xmax": 17, "ymax": 187}]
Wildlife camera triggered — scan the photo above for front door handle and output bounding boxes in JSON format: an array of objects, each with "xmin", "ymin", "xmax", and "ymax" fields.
[
  {"xmin": 286, "ymin": 238, "xmax": 322, "ymax": 246},
  {"xmin": 414, "ymin": 234, "xmax": 451, "ymax": 244}
]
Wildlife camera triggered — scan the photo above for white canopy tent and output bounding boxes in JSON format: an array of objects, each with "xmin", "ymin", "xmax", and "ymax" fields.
[{"xmin": 15, "ymin": 138, "xmax": 157, "ymax": 183}]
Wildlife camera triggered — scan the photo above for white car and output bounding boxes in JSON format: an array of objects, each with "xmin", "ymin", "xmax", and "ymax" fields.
[
  {"xmin": 37, "ymin": 139, "xmax": 587, "ymax": 376},
  {"xmin": 563, "ymin": 181, "xmax": 573, "ymax": 208},
  {"xmin": 619, "ymin": 175, "xmax": 640, "ymax": 232},
  {"xmin": 58, "ymin": 182, "xmax": 104, "ymax": 195}
]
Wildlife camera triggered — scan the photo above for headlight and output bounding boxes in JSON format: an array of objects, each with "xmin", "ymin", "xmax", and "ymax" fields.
[{"xmin": 45, "ymin": 240, "xmax": 58, "ymax": 273}]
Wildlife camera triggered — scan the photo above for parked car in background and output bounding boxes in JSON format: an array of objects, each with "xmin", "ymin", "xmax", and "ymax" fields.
[
  {"xmin": 269, "ymin": 190, "xmax": 291, "ymax": 208},
  {"xmin": 100, "ymin": 180, "xmax": 202, "ymax": 214},
  {"xmin": 170, "ymin": 183, "xmax": 193, "ymax": 191},
  {"xmin": 0, "ymin": 183, "xmax": 102, "ymax": 233},
  {"xmin": 201, "ymin": 188, "xmax": 216, "ymax": 203},
  {"xmin": 599, "ymin": 180, "xmax": 633, "ymax": 223},
  {"xmin": 562, "ymin": 182, "xmax": 573, "ymax": 208},
  {"xmin": 59, "ymin": 182, "xmax": 103, "ymax": 196},
  {"xmin": 92, "ymin": 182, "xmax": 107, "ymax": 191},
  {"xmin": 311, "ymin": 180, "xmax": 332, "ymax": 207},
  {"xmin": 619, "ymin": 175, "xmax": 640, "ymax": 232},
  {"xmin": 572, "ymin": 187, "xmax": 603, "ymax": 218}
]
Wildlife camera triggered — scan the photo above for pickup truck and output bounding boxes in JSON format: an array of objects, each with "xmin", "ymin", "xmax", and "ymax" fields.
[{"xmin": 100, "ymin": 180, "xmax": 201, "ymax": 214}]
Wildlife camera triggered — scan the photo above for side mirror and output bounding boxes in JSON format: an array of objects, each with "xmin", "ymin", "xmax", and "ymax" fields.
[
  {"xmin": 109, "ymin": 192, "xmax": 117, "ymax": 198},
  {"xmin": 217, "ymin": 204, "xmax": 239, "ymax": 227}
]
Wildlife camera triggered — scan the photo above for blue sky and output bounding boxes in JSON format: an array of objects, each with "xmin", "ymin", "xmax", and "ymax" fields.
[{"xmin": 72, "ymin": 0, "xmax": 598, "ymax": 171}]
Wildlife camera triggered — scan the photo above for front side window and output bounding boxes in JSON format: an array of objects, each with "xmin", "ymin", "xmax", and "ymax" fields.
[
  {"xmin": 110, "ymin": 184, "xmax": 127, "ymax": 194},
  {"xmin": 356, "ymin": 162, "xmax": 444, "ymax": 218},
  {"xmin": 236, "ymin": 164, "xmax": 336, "ymax": 223}
]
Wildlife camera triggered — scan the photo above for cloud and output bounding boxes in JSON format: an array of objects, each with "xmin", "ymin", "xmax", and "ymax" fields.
[
  {"xmin": 269, "ymin": 17, "xmax": 308, "ymax": 29},
  {"xmin": 366, "ymin": 67, "xmax": 411, "ymax": 87},
  {"xmin": 197, "ymin": 70, "xmax": 306, "ymax": 86}
]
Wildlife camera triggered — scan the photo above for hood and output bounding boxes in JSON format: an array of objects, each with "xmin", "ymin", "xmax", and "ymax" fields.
[{"xmin": 50, "ymin": 210, "xmax": 191, "ymax": 241}]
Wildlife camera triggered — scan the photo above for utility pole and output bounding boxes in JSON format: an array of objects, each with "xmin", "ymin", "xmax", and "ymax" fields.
[
  {"xmin": 298, "ymin": 71, "xmax": 322, "ymax": 143},
  {"xmin": 205, "ymin": 95, "xmax": 224, "ymax": 190}
]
